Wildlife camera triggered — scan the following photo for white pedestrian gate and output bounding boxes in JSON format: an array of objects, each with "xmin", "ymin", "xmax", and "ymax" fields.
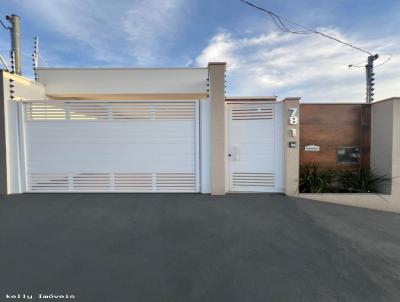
[
  {"xmin": 226, "ymin": 100, "xmax": 283, "ymax": 192},
  {"xmin": 20, "ymin": 101, "xmax": 200, "ymax": 192}
]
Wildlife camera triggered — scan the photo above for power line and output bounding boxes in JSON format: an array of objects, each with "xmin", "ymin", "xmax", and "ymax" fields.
[
  {"xmin": 349, "ymin": 56, "xmax": 392, "ymax": 69},
  {"xmin": 0, "ymin": 53, "xmax": 10, "ymax": 71},
  {"xmin": 374, "ymin": 56, "xmax": 392, "ymax": 68},
  {"xmin": 38, "ymin": 53, "xmax": 49, "ymax": 67},
  {"xmin": 348, "ymin": 59, "xmax": 368, "ymax": 68},
  {"xmin": 240, "ymin": 0, "xmax": 313, "ymax": 34},
  {"xmin": 239, "ymin": 0, "xmax": 374, "ymax": 55},
  {"xmin": 348, "ymin": 64, "xmax": 365, "ymax": 68},
  {"xmin": 0, "ymin": 20, "xmax": 10, "ymax": 30}
]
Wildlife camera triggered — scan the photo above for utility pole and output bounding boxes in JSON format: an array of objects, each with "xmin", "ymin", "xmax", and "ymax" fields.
[
  {"xmin": 5, "ymin": 14, "xmax": 21, "ymax": 75},
  {"xmin": 365, "ymin": 54, "xmax": 379, "ymax": 103},
  {"xmin": 240, "ymin": 0, "xmax": 387, "ymax": 104}
]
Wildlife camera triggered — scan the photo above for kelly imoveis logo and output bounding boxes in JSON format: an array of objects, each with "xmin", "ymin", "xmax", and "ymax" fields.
[{"xmin": 5, "ymin": 293, "xmax": 76, "ymax": 300}]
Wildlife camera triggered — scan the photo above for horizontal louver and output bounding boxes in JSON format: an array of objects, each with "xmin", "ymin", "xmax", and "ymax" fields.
[
  {"xmin": 232, "ymin": 173, "xmax": 275, "ymax": 188},
  {"xmin": 28, "ymin": 173, "xmax": 196, "ymax": 192},
  {"xmin": 156, "ymin": 173, "xmax": 196, "ymax": 191},
  {"xmin": 28, "ymin": 174, "xmax": 70, "ymax": 191},
  {"xmin": 24, "ymin": 102, "xmax": 196, "ymax": 121},
  {"xmin": 231, "ymin": 105, "xmax": 274, "ymax": 120},
  {"xmin": 72, "ymin": 173, "xmax": 111, "ymax": 191},
  {"xmin": 114, "ymin": 173, "xmax": 153, "ymax": 191}
]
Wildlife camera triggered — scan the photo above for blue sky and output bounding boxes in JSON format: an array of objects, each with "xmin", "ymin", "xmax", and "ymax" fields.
[{"xmin": 0, "ymin": 0, "xmax": 399, "ymax": 101}]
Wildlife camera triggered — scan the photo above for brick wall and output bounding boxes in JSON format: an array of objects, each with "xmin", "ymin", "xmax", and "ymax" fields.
[{"xmin": 300, "ymin": 104, "xmax": 371, "ymax": 170}]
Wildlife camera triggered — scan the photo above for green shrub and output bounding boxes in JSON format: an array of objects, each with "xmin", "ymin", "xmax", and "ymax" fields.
[
  {"xmin": 338, "ymin": 168, "xmax": 389, "ymax": 193},
  {"xmin": 299, "ymin": 163, "xmax": 335, "ymax": 193},
  {"xmin": 299, "ymin": 164, "xmax": 389, "ymax": 194}
]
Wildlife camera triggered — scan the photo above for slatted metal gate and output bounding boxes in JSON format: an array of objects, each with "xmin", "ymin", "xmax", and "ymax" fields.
[
  {"xmin": 226, "ymin": 100, "xmax": 283, "ymax": 192},
  {"xmin": 21, "ymin": 101, "xmax": 200, "ymax": 192}
]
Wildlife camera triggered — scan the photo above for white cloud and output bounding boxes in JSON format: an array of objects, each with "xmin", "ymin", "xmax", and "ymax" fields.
[
  {"xmin": 122, "ymin": 0, "xmax": 185, "ymax": 65},
  {"xmin": 196, "ymin": 29, "xmax": 400, "ymax": 102},
  {"xmin": 17, "ymin": 0, "xmax": 186, "ymax": 66}
]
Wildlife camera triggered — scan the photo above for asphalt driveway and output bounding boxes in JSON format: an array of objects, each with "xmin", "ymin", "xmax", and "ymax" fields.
[{"xmin": 0, "ymin": 193, "xmax": 399, "ymax": 302}]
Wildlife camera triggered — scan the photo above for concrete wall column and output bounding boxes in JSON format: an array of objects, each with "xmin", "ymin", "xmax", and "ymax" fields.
[
  {"xmin": 208, "ymin": 62, "xmax": 226, "ymax": 195},
  {"xmin": 371, "ymin": 97, "xmax": 400, "ymax": 196},
  {"xmin": 391, "ymin": 99, "xmax": 400, "ymax": 197},
  {"xmin": 371, "ymin": 99, "xmax": 394, "ymax": 194},
  {"xmin": 0, "ymin": 71, "xmax": 7, "ymax": 195},
  {"xmin": 1, "ymin": 72, "xmax": 46, "ymax": 194},
  {"xmin": 282, "ymin": 97, "xmax": 300, "ymax": 196}
]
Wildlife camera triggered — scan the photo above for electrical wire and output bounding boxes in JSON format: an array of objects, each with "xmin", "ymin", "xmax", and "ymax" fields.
[
  {"xmin": 349, "ymin": 56, "xmax": 392, "ymax": 69},
  {"xmin": 348, "ymin": 64, "xmax": 365, "ymax": 68},
  {"xmin": 0, "ymin": 20, "xmax": 10, "ymax": 30},
  {"xmin": 38, "ymin": 54, "xmax": 49, "ymax": 67},
  {"xmin": 374, "ymin": 56, "xmax": 392, "ymax": 68},
  {"xmin": 240, "ymin": 0, "xmax": 374, "ymax": 55},
  {"xmin": 240, "ymin": 0, "xmax": 313, "ymax": 34},
  {"xmin": 0, "ymin": 53, "xmax": 10, "ymax": 71},
  {"xmin": 348, "ymin": 59, "xmax": 367, "ymax": 68}
]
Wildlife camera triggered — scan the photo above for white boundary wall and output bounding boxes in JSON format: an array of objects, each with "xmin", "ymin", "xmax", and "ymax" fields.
[
  {"xmin": 2, "ymin": 73, "xmax": 46, "ymax": 194},
  {"xmin": 37, "ymin": 68, "xmax": 208, "ymax": 97}
]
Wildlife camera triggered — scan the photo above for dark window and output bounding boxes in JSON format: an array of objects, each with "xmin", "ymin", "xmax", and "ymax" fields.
[{"xmin": 337, "ymin": 147, "xmax": 360, "ymax": 164}]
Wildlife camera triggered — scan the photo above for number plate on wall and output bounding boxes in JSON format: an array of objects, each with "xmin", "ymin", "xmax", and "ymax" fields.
[{"xmin": 288, "ymin": 107, "xmax": 298, "ymax": 125}]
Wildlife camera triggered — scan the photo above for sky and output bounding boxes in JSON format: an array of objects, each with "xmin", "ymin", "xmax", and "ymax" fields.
[{"xmin": 0, "ymin": 0, "xmax": 399, "ymax": 102}]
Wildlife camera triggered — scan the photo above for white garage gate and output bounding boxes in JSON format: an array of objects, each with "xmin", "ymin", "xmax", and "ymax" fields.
[{"xmin": 20, "ymin": 100, "xmax": 200, "ymax": 193}]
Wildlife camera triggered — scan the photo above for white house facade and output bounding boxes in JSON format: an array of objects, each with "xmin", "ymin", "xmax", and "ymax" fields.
[
  {"xmin": 0, "ymin": 63, "xmax": 295, "ymax": 195},
  {"xmin": 2, "ymin": 63, "xmax": 400, "ymax": 214}
]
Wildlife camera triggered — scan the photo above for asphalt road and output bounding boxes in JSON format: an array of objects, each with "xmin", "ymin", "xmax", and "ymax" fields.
[{"xmin": 0, "ymin": 193, "xmax": 399, "ymax": 302}]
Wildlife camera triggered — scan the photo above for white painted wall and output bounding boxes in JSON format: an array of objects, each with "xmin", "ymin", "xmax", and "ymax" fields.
[
  {"xmin": 37, "ymin": 68, "xmax": 208, "ymax": 96},
  {"xmin": 2, "ymin": 72, "xmax": 46, "ymax": 194}
]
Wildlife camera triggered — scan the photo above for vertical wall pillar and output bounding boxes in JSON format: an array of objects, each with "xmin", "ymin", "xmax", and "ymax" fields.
[
  {"xmin": 371, "ymin": 99, "xmax": 394, "ymax": 194},
  {"xmin": 282, "ymin": 97, "xmax": 300, "ymax": 196},
  {"xmin": 391, "ymin": 99, "xmax": 400, "ymax": 197},
  {"xmin": 0, "ymin": 71, "xmax": 7, "ymax": 195},
  {"xmin": 392, "ymin": 98, "xmax": 400, "ymax": 197},
  {"xmin": 371, "ymin": 97, "xmax": 400, "ymax": 196},
  {"xmin": 1, "ymin": 72, "xmax": 46, "ymax": 194},
  {"xmin": 208, "ymin": 62, "xmax": 226, "ymax": 195}
]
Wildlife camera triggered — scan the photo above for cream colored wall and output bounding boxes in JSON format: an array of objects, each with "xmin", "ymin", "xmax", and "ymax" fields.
[
  {"xmin": 208, "ymin": 63, "xmax": 226, "ymax": 195},
  {"xmin": 37, "ymin": 68, "xmax": 208, "ymax": 99},
  {"xmin": 371, "ymin": 99, "xmax": 394, "ymax": 194},
  {"xmin": 3, "ymin": 72, "xmax": 46, "ymax": 100},
  {"xmin": 0, "ymin": 71, "xmax": 6, "ymax": 195},
  {"xmin": 282, "ymin": 98, "xmax": 300, "ymax": 196},
  {"xmin": 390, "ymin": 99, "xmax": 400, "ymax": 197}
]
